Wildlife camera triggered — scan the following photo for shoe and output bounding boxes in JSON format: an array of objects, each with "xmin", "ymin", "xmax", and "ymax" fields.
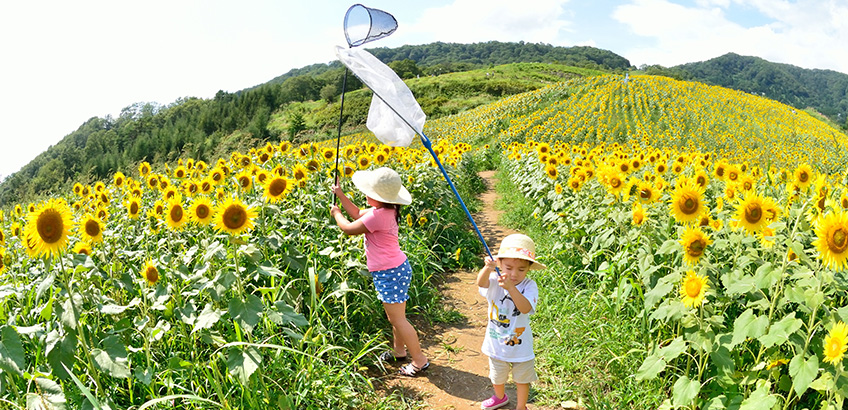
[
  {"xmin": 481, "ymin": 394, "xmax": 509, "ymax": 410},
  {"xmin": 398, "ymin": 361, "xmax": 429, "ymax": 377},
  {"xmin": 378, "ymin": 350, "xmax": 407, "ymax": 363}
]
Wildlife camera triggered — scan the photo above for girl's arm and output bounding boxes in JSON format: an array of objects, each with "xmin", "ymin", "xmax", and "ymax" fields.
[
  {"xmin": 332, "ymin": 184, "xmax": 363, "ymax": 219},
  {"xmin": 330, "ymin": 205, "xmax": 369, "ymax": 236},
  {"xmin": 476, "ymin": 257, "xmax": 498, "ymax": 288}
]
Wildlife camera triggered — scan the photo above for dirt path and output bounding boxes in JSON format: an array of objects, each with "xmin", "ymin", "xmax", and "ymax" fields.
[{"xmin": 379, "ymin": 171, "xmax": 556, "ymax": 410}]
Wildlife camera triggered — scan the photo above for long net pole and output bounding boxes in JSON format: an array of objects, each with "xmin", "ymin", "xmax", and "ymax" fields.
[{"xmin": 331, "ymin": 68, "xmax": 350, "ymax": 205}]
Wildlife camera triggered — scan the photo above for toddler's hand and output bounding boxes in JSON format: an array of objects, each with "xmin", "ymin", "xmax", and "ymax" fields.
[
  {"xmin": 497, "ymin": 274, "xmax": 516, "ymax": 291},
  {"xmin": 330, "ymin": 204, "xmax": 341, "ymax": 217},
  {"xmin": 484, "ymin": 256, "xmax": 499, "ymax": 270}
]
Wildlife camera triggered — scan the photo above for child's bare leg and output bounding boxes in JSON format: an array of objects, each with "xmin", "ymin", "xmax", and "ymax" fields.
[
  {"xmin": 384, "ymin": 302, "xmax": 427, "ymax": 367},
  {"xmin": 515, "ymin": 383, "xmax": 530, "ymax": 410},
  {"xmin": 390, "ymin": 325, "xmax": 406, "ymax": 356},
  {"xmin": 492, "ymin": 383, "xmax": 506, "ymax": 399}
]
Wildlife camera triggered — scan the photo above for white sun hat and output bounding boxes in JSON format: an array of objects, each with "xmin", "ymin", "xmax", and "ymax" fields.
[
  {"xmin": 497, "ymin": 233, "xmax": 546, "ymax": 270},
  {"xmin": 351, "ymin": 167, "xmax": 412, "ymax": 205}
]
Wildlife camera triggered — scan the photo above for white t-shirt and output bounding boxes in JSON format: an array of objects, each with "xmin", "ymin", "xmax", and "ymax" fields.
[{"xmin": 479, "ymin": 273, "xmax": 538, "ymax": 362}]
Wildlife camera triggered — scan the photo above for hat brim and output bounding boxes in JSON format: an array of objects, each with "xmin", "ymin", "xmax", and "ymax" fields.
[
  {"xmin": 351, "ymin": 170, "xmax": 412, "ymax": 205},
  {"xmin": 496, "ymin": 252, "xmax": 546, "ymax": 270}
]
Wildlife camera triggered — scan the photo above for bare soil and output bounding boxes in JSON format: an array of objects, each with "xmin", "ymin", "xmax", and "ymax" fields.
[{"xmin": 376, "ymin": 171, "xmax": 557, "ymax": 410}]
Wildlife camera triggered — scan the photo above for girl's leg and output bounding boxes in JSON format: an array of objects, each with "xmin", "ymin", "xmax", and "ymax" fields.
[
  {"xmin": 492, "ymin": 383, "xmax": 506, "ymax": 400},
  {"xmin": 383, "ymin": 302, "xmax": 427, "ymax": 367},
  {"xmin": 515, "ymin": 383, "xmax": 530, "ymax": 410}
]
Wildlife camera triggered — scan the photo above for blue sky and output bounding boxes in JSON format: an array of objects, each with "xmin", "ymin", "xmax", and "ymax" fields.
[{"xmin": 1, "ymin": 0, "xmax": 846, "ymax": 179}]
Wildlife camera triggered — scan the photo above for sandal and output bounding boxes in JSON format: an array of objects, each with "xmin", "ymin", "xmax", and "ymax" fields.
[
  {"xmin": 378, "ymin": 350, "xmax": 407, "ymax": 363},
  {"xmin": 398, "ymin": 361, "xmax": 429, "ymax": 377}
]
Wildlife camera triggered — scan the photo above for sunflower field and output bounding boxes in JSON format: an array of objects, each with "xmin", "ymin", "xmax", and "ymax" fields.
[
  {"xmin": 482, "ymin": 75, "xmax": 848, "ymax": 409},
  {"xmin": 0, "ymin": 136, "xmax": 486, "ymax": 408}
]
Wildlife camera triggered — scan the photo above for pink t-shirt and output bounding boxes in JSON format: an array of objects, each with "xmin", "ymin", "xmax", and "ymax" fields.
[{"xmin": 359, "ymin": 207, "xmax": 406, "ymax": 271}]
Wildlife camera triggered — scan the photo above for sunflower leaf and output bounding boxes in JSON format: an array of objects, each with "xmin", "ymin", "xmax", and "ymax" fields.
[
  {"xmin": 672, "ymin": 375, "xmax": 700, "ymax": 407},
  {"xmin": 657, "ymin": 239, "xmax": 680, "ymax": 255},
  {"xmin": 227, "ymin": 346, "xmax": 262, "ymax": 385},
  {"xmin": 659, "ymin": 336, "xmax": 687, "ymax": 361},
  {"xmin": 192, "ymin": 303, "xmax": 223, "ymax": 333},
  {"xmin": 731, "ymin": 309, "xmax": 768, "ymax": 348},
  {"xmin": 739, "ymin": 381, "xmax": 777, "ymax": 410},
  {"xmin": 635, "ymin": 351, "xmax": 666, "ymax": 380},
  {"xmin": 758, "ymin": 313, "xmax": 803, "ymax": 349},
  {"xmin": 788, "ymin": 353, "xmax": 818, "ymax": 396},
  {"xmin": 753, "ymin": 262, "xmax": 778, "ymax": 289},
  {"xmin": 91, "ymin": 335, "xmax": 130, "ymax": 379},
  {"xmin": 0, "ymin": 325, "xmax": 25, "ymax": 376},
  {"xmin": 645, "ymin": 272, "xmax": 678, "ymax": 310},
  {"xmin": 229, "ymin": 294, "xmax": 263, "ymax": 333}
]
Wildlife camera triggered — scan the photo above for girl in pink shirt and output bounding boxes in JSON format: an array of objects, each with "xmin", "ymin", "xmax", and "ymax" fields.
[{"xmin": 330, "ymin": 167, "xmax": 429, "ymax": 377}]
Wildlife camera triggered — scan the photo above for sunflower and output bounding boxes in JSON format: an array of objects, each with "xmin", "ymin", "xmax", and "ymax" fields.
[
  {"xmin": 73, "ymin": 183, "xmax": 83, "ymax": 196},
  {"xmin": 141, "ymin": 260, "xmax": 160, "ymax": 285},
  {"xmin": 555, "ymin": 183, "xmax": 563, "ymax": 195},
  {"xmin": 544, "ymin": 164, "xmax": 559, "ymax": 180},
  {"xmin": 72, "ymin": 241, "xmax": 92, "ymax": 256},
  {"xmin": 24, "ymin": 199, "xmax": 73, "ymax": 258},
  {"xmin": 636, "ymin": 181, "xmax": 658, "ymax": 204},
  {"xmin": 357, "ymin": 155, "xmax": 371, "ymax": 170},
  {"xmin": 680, "ymin": 227, "xmax": 711, "ymax": 266},
  {"xmin": 126, "ymin": 198, "xmax": 142, "ymax": 219},
  {"xmin": 210, "ymin": 168, "xmax": 225, "ymax": 184},
  {"xmin": 235, "ymin": 171, "xmax": 253, "ymax": 191},
  {"xmin": 694, "ymin": 171, "xmax": 708, "ymax": 189},
  {"xmin": 146, "ymin": 175, "xmax": 159, "ymax": 190},
  {"xmin": 568, "ymin": 177, "xmax": 582, "ymax": 191},
  {"xmin": 263, "ymin": 176, "xmax": 293, "ymax": 203},
  {"xmin": 0, "ymin": 247, "xmax": 6, "ymax": 273},
  {"xmin": 78, "ymin": 214, "xmax": 104, "ymax": 243},
  {"xmin": 607, "ymin": 174, "xmax": 625, "ymax": 197},
  {"xmin": 418, "ymin": 216, "xmax": 428, "ymax": 226},
  {"xmin": 165, "ymin": 199, "xmax": 188, "ymax": 231},
  {"xmin": 113, "ymin": 172, "xmax": 126, "ymax": 187},
  {"xmin": 163, "ymin": 186, "xmax": 179, "ymax": 201},
  {"xmin": 632, "ymin": 203, "xmax": 646, "ymax": 225},
  {"xmin": 213, "ymin": 197, "xmax": 257, "ymax": 235},
  {"xmin": 794, "ymin": 163, "xmax": 814, "ymax": 191},
  {"xmin": 189, "ymin": 197, "xmax": 214, "ymax": 225},
  {"xmin": 712, "ymin": 161, "xmax": 725, "ymax": 179},
  {"xmin": 138, "ymin": 161, "xmax": 151, "ymax": 177},
  {"xmin": 343, "ymin": 162, "xmax": 356, "ymax": 178},
  {"xmin": 292, "ymin": 164, "xmax": 309, "ymax": 182},
  {"xmin": 680, "ymin": 270, "xmax": 709, "ymax": 308},
  {"xmin": 321, "ymin": 147, "xmax": 336, "ymax": 162},
  {"xmin": 734, "ymin": 193, "xmax": 770, "ymax": 234},
  {"xmin": 670, "ymin": 182, "xmax": 706, "ymax": 224},
  {"xmin": 823, "ymin": 321, "xmax": 848, "ymax": 365},
  {"xmin": 257, "ymin": 150, "xmax": 271, "ymax": 164},
  {"xmin": 173, "ymin": 166, "xmax": 187, "ymax": 179},
  {"xmin": 813, "ymin": 211, "xmax": 848, "ymax": 271},
  {"xmin": 199, "ymin": 178, "xmax": 214, "ymax": 194}
]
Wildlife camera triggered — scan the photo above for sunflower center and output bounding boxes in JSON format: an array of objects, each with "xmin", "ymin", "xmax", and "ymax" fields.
[
  {"xmin": 610, "ymin": 178, "xmax": 621, "ymax": 188},
  {"xmin": 640, "ymin": 188, "xmax": 651, "ymax": 200},
  {"xmin": 295, "ymin": 170, "xmax": 306, "ymax": 180},
  {"xmin": 817, "ymin": 196, "xmax": 826, "ymax": 211},
  {"xmin": 269, "ymin": 179, "xmax": 288, "ymax": 196},
  {"xmin": 223, "ymin": 205, "xmax": 247, "ymax": 229},
  {"xmin": 131, "ymin": 203, "xmax": 139, "ymax": 214},
  {"xmin": 680, "ymin": 195, "xmax": 698, "ymax": 214},
  {"xmin": 196, "ymin": 205, "xmax": 209, "ymax": 219},
  {"xmin": 85, "ymin": 220, "xmax": 101, "ymax": 237},
  {"xmin": 171, "ymin": 206, "xmax": 184, "ymax": 222},
  {"xmin": 745, "ymin": 203, "xmax": 763, "ymax": 224},
  {"xmin": 239, "ymin": 177, "xmax": 250, "ymax": 188},
  {"xmin": 799, "ymin": 171, "xmax": 809, "ymax": 183},
  {"xmin": 828, "ymin": 227, "xmax": 848, "ymax": 253},
  {"xmin": 146, "ymin": 267, "xmax": 159, "ymax": 284},
  {"xmin": 684, "ymin": 278, "xmax": 702, "ymax": 298},
  {"xmin": 688, "ymin": 240, "xmax": 706, "ymax": 257},
  {"xmin": 37, "ymin": 210, "xmax": 64, "ymax": 244}
]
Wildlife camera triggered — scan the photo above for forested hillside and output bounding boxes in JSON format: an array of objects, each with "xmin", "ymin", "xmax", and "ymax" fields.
[
  {"xmin": 674, "ymin": 53, "xmax": 848, "ymax": 127},
  {"xmin": 1, "ymin": 40, "xmax": 622, "ymax": 206}
]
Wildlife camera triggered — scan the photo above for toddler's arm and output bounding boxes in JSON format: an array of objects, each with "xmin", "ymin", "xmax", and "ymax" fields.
[
  {"xmin": 332, "ymin": 184, "xmax": 363, "ymax": 219},
  {"xmin": 476, "ymin": 256, "xmax": 498, "ymax": 288}
]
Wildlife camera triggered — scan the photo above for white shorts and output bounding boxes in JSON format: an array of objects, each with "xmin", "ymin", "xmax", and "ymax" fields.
[{"xmin": 488, "ymin": 357, "xmax": 538, "ymax": 385}]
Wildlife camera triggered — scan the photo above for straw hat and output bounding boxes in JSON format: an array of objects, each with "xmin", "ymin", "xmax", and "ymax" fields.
[
  {"xmin": 497, "ymin": 233, "xmax": 546, "ymax": 270},
  {"xmin": 351, "ymin": 167, "xmax": 412, "ymax": 205}
]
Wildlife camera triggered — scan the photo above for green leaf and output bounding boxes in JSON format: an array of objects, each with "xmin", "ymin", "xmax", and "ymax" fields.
[
  {"xmin": 711, "ymin": 346, "xmax": 735, "ymax": 373},
  {"xmin": 60, "ymin": 298, "xmax": 78, "ymax": 330},
  {"xmin": 269, "ymin": 301, "xmax": 308, "ymax": 327},
  {"xmin": 26, "ymin": 377, "xmax": 68, "ymax": 410},
  {"xmin": 725, "ymin": 273, "xmax": 757, "ymax": 296},
  {"xmin": 788, "ymin": 353, "xmax": 819, "ymax": 396},
  {"xmin": 731, "ymin": 309, "xmax": 769, "ymax": 347},
  {"xmin": 758, "ymin": 313, "xmax": 803, "ymax": 349},
  {"xmin": 134, "ymin": 367, "xmax": 154, "ymax": 386},
  {"xmin": 227, "ymin": 346, "xmax": 262, "ymax": 385},
  {"xmin": 92, "ymin": 335, "xmax": 130, "ymax": 379},
  {"xmin": 0, "ymin": 325, "xmax": 25, "ymax": 376},
  {"xmin": 229, "ymin": 294, "xmax": 263, "ymax": 333},
  {"xmin": 46, "ymin": 329, "xmax": 77, "ymax": 380},
  {"xmin": 635, "ymin": 351, "xmax": 666, "ymax": 381},
  {"xmin": 809, "ymin": 372, "xmax": 833, "ymax": 393},
  {"xmin": 754, "ymin": 262, "xmax": 779, "ymax": 289},
  {"xmin": 672, "ymin": 375, "xmax": 701, "ymax": 407},
  {"xmin": 659, "ymin": 337, "xmax": 687, "ymax": 361},
  {"xmin": 192, "ymin": 303, "xmax": 223, "ymax": 333},
  {"xmin": 657, "ymin": 239, "xmax": 680, "ymax": 255},
  {"xmin": 645, "ymin": 273, "xmax": 677, "ymax": 310},
  {"xmin": 739, "ymin": 381, "xmax": 777, "ymax": 410},
  {"xmin": 256, "ymin": 263, "xmax": 284, "ymax": 278}
]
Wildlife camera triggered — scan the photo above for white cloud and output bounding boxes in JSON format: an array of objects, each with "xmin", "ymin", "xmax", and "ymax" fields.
[
  {"xmin": 403, "ymin": 0, "xmax": 572, "ymax": 45},
  {"xmin": 612, "ymin": 0, "xmax": 848, "ymax": 73}
]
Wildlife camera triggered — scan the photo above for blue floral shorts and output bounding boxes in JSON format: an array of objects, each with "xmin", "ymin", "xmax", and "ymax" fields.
[{"xmin": 371, "ymin": 259, "xmax": 412, "ymax": 304}]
